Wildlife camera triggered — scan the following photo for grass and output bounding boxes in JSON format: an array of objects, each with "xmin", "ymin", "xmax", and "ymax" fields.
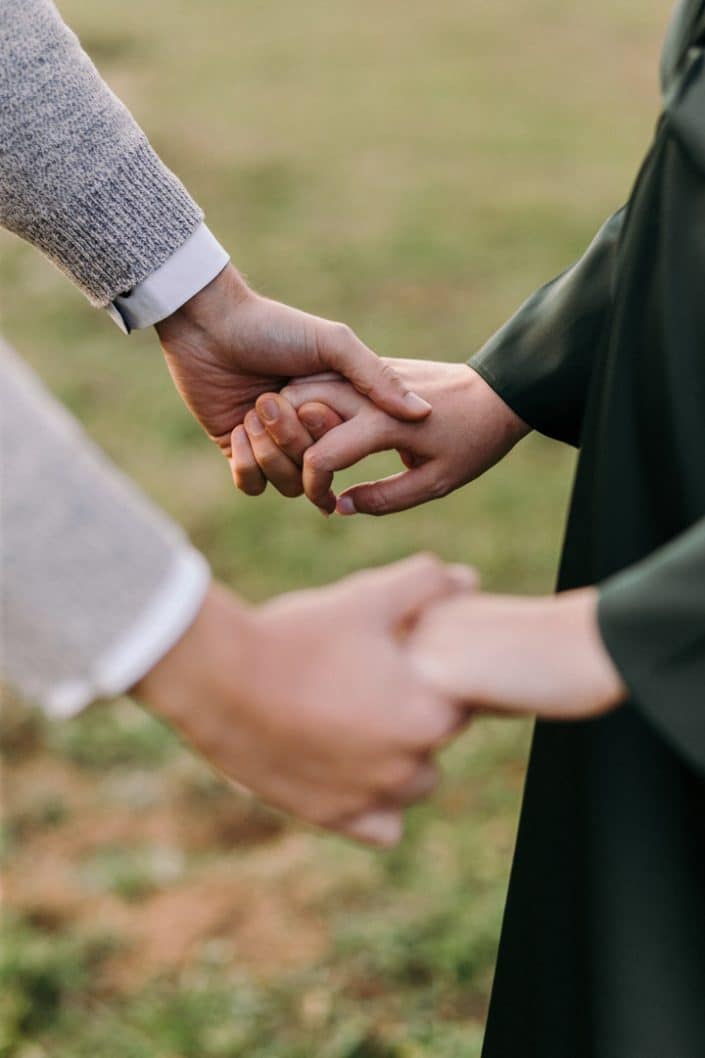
[{"xmin": 0, "ymin": 0, "xmax": 667, "ymax": 1054}]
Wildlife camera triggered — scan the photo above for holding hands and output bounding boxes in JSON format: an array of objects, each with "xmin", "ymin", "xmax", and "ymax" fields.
[
  {"xmin": 155, "ymin": 266, "xmax": 434, "ymax": 457},
  {"xmin": 136, "ymin": 555, "xmax": 477, "ymax": 847},
  {"xmin": 155, "ymin": 270, "xmax": 626, "ymax": 836},
  {"xmin": 232, "ymin": 359, "xmax": 529, "ymax": 515},
  {"xmin": 230, "ymin": 357, "xmax": 627, "ymax": 723}
]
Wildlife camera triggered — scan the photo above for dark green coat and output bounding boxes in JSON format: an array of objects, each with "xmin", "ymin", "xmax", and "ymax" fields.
[{"xmin": 470, "ymin": 3, "xmax": 705, "ymax": 1054}]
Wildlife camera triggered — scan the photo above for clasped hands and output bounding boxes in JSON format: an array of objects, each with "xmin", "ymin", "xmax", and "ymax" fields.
[
  {"xmin": 143, "ymin": 264, "xmax": 625, "ymax": 848},
  {"xmin": 230, "ymin": 357, "xmax": 624, "ymax": 722}
]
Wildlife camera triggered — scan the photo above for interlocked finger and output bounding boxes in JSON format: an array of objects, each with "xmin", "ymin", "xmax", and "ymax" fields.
[
  {"xmin": 243, "ymin": 412, "xmax": 304, "ymax": 498},
  {"xmin": 255, "ymin": 393, "xmax": 315, "ymax": 465},
  {"xmin": 230, "ymin": 424, "xmax": 267, "ymax": 495}
]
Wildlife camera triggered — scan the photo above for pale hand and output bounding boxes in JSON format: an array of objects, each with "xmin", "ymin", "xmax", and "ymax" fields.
[
  {"xmin": 407, "ymin": 588, "xmax": 627, "ymax": 720},
  {"xmin": 155, "ymin": 265, "xmax": 432, "ymax": 461},
  {"xmin": 134, "ymin": 555, "xmax": 477, "ymax": 847},
  {"xmin": 232, "ymin": 359, "xmax": 529, "ymax": 514}
]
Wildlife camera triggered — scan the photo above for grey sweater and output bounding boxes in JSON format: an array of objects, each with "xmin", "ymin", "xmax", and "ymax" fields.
[
  {"xmin": 0, "ymin": 0, "xmax": 211, "ymax": 712},
  {"xmin": 0, "ymin": 0, "xmax": 203, "ymax": 304}
]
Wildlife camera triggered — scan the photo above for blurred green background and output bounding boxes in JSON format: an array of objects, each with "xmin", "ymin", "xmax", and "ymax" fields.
[{"xmin": 0, "ymin": 1, "xmax": 665, "ymax": 1055}]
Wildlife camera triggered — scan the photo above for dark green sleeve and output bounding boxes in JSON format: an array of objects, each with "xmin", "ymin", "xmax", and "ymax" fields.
[
  {"xmin": 598, "ymin": 519, "xmax": 705, "ymax": 774},
  {"xmin": 469, "ymin": 208, "xmax": 625, "ymax": 447}
]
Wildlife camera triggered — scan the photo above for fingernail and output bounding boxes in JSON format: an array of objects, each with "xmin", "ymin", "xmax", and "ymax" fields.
[
  {"xmin": 337, "ymin": 496, "xmax": 356, "ymax": 516},
  {"xmin": 319, "ymin": 491, "xmax": 336, "ymax": 518},
  {"xmin": 247, "ymin": 413, "xmax": 265, "ymax": 436},
  {"xmin": 351, "ymin": 811, "xmax": 404, "ymax": 848},
  {"xmin": 403, "ymin": 392, "xmax": 432, "ymax": 414},
  {"xmin": 259, "ymin": 398, "xmax": 278, "ymax": 423}
]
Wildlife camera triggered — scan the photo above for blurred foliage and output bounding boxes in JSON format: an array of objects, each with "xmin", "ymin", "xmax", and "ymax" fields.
[{"xmin": 0, "ymin": 0, "xmax": 667, "ymax": 1054}]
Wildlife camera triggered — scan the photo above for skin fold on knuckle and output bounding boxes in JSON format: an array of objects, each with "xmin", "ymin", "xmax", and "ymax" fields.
[
  {"xmin": 357, "ymin": 488, "xmax": 390, "ymax": 517},
  {"xmin": 232, "ymin": 460, "xmax": 265, "ymax": 495}
]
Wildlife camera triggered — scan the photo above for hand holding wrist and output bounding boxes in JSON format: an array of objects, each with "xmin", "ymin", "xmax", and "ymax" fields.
[
  {"xmin": 133, "ymin": 556, "xmax": 476, "ymax": 846},
  {"xmin": 156, "ymin": 266, "xmax": 432, "ymax": 459},
  {"xmin": 407, "ymin": 587, "xmax": 627, "ymax": 720},
  {"xmin": 231, "ymin": 359, "xmax": 530, "ymax": 516}
]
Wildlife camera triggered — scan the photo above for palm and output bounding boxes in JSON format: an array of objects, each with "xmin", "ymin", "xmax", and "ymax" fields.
[
  {"xmin": 164, "ymin": 349, "xmax": 287, "ymax": 453},
  {"xmin": 159, "ymin": 286, "xmax": 317, "ymax": 453}
]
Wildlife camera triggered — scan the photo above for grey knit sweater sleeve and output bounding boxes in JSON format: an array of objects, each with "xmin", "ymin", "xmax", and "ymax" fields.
[
  {"xmin": 0, "ymin": 339, "xmax": 210, "ymax": 715},
  {"xmin": 0, "ymin": 0, "xmax": 203, "ymax": 305}
]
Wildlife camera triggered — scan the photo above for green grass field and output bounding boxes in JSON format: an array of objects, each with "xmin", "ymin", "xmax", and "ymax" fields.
[{"xmin": 0, "ymin": 1, "xmax": 666, "ymax": 1054}]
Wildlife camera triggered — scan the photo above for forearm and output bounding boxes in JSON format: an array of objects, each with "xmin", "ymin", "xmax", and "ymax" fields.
[
  {"xmin": 465, "ymin": 364, "xmax": 532, "ymax": 467},
  {"xmin": 0, "ymin": 0, "xmax": 202, "ymax": 304},
  {"xmin": 408, "ymin": 587, "xmax": 627, "ymax": 720},
  {"xmin": 133, "ymin": 583, "xmax": 253, "ymax": 739}
]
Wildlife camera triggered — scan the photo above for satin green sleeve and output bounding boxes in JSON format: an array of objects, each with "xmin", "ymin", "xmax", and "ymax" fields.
[
  {"xmin": 469, "ymin": 208, "xmax": 625, "ymax": 447},
  {"xmin": 598, "ymin": 518, "xmax": 705, "ymax": 775}
]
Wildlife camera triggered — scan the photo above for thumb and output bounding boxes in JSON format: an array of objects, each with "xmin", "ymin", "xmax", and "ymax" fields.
[
  {"xmin": 337, "ymin": 461, "xmax": 445, "ymax": 517},
  {"xmin": 318, "ymin": 326, "xmax": 431, "ymax": 422}
]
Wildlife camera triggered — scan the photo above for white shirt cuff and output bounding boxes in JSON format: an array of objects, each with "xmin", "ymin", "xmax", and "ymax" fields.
[
  {"xmin": 41, "ymin": 549, "xmax": 211, "ymax": 718},
  {"xmin": 107, "ymin": 224, "xmax": 230, "ymax": 334}
]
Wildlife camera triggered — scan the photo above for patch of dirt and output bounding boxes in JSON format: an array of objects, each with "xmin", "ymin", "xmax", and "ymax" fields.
[{"xmin": 2, "ymin": 723, "xmax": 338, "ymax": 996}]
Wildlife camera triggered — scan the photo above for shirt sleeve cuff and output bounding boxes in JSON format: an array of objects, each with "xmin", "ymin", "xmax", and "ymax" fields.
[
  {"xmin": 107, "ymin": 224, "xmax": 230, "ymax": 334},
  {"xmin": 41, "ymin": 549, "xmax": 211, "ymax": 718}
]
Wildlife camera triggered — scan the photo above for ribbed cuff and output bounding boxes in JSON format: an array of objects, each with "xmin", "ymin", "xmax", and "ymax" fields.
[
  {"xmin": 42, "ymin": 549, "xmax": 211, "ymax": 719},
  {"xmin": 26, "ymin": 137, "xmax": 204, "ymax": 307}
]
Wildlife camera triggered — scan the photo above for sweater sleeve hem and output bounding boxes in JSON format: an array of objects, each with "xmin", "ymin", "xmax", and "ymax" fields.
[{"xmin": 41, "ymin": 549, "xmax": 211, "ymax": 719}]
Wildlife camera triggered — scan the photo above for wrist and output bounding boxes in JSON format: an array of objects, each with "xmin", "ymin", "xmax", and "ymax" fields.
[
  {"xmin": 553, "ymin": 588, "xmax": 628, "ymax": 716},
  {"xmin": 155, "ymin": 263, "xmax": 251, "ymax": 344},
  {"xmin": 466, "ymin": 365, "xmax": 531, "ymax": 448},
  {"xmin": 132, "ymin": 582, "xmax": 256, "ymax": 734}
]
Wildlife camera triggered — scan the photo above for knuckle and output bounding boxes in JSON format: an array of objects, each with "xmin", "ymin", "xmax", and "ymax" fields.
[
  {"xmin": 428, "ymin": 474, "xmax": 452, "ymax": 501},
  {"xmin": 378, "ymin": 359, "xmax": 400, "ymax": 384},
  {"xmin": 303, "ymin": 447, "xmax": 326, "ymax": 473},
  {"xmin": 362, "ymin": 489, "xmax": 390, "ymax": 517},
  {"xmin": 331, "ymin": 320, "xmax": 355, "ymax": 345}
]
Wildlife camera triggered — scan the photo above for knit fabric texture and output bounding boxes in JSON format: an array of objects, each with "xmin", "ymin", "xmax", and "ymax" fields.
[
  {"xmin": 0, "ymin": 338, "xmax": 210, "ymax": 713},
  {"xmin": 0, "ymin": 0, "xmax": 203, "ymax": 305}
]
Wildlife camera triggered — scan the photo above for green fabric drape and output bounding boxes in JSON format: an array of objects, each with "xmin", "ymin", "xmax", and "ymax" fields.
[{"xmin": 469, "ymin": 2, "xmax": 705, "ymax": 1054}]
